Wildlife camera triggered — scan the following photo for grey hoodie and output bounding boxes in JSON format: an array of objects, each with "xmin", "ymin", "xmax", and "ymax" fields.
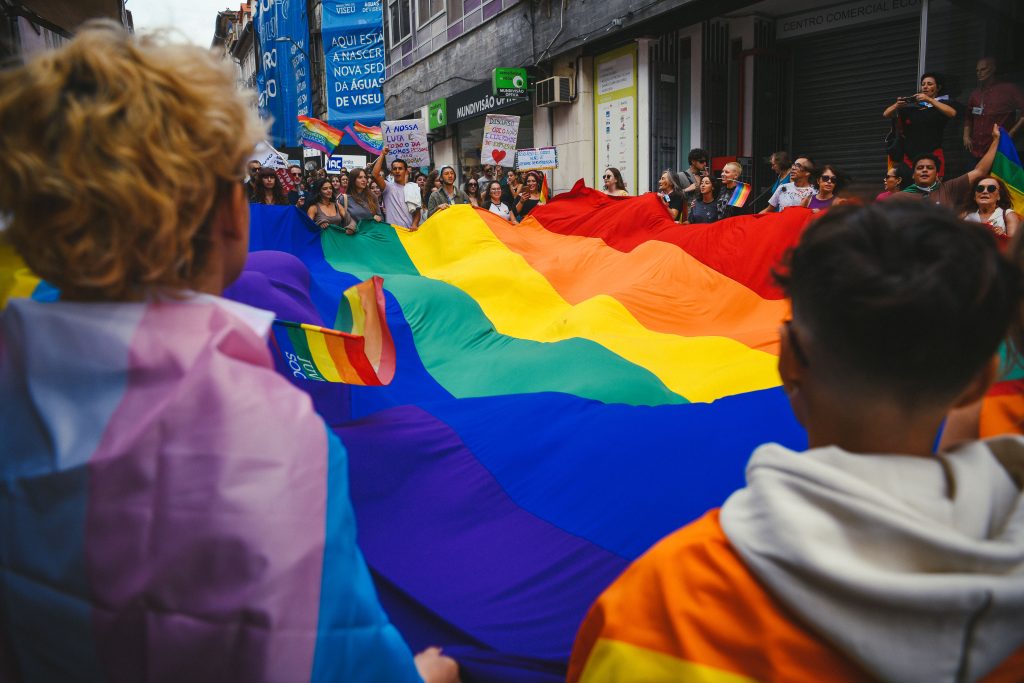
[{"xmin": 720, "ymin": 438, "xmax": 1024, "ymax": 683}]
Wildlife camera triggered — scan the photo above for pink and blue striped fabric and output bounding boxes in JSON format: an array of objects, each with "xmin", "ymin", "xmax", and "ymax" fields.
[{"xmin": 0, "ymin": 295, "xmax": 419, "ymax": 682}]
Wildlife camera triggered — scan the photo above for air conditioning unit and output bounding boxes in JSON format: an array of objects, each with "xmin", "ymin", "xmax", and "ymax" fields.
[{"xmin": 536, "ymin": 76, "xmax": 572, "ymax": 107}]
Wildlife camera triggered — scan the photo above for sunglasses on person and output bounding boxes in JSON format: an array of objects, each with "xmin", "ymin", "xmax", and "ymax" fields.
[
  {"xmin": 975, "ymin": 183, "xmax": 998, "ymax": 193},
  {"xmin": 603, "ymin": 174, "xmax": 613, "ymax": 180},
  {"xmin": 819, "ymin": 175, "xmax": 837, "ymax": 183},
  {"xmin": 468, "ymin": 182, "xmax": 478, "ymax": 187}
]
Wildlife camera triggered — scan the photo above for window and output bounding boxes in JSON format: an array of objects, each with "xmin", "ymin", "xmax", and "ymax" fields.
[
  {"xmin": 446, "ymin": 0, "xmax": 463, "ymax": 23},
  {"xmin": 416, "ymin": 0, "xmax": 444, "ymax": 28},
  {"xmin": 387, "ymin": 0, "xmax": 412, "ymax": 47}
]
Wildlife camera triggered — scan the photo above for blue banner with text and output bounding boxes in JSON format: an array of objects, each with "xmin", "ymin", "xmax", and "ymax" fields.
[
  {"xmin": 322, "ymin": 0, "xmax": 385, "ymax": 133},
  {"xmin": 254, "ymin": 0, "xmax": 312, "ymax": 148}
]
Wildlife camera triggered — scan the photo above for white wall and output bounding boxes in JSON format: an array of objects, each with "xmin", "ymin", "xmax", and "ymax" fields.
[{"xmin": 537, "ymin": 54, "xmax": 595, "ymax": 195}]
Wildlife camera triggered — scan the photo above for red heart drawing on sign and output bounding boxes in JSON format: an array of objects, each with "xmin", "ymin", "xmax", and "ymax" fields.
[{"xmin": 491, "ymin": 149, "xmax": 507, "ymax": 163}]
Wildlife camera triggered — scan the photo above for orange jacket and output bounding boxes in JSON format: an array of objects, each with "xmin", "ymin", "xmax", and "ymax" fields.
[{"xmin": 569, "ymin": 510, "xmax": 1024, "ymax": 683}]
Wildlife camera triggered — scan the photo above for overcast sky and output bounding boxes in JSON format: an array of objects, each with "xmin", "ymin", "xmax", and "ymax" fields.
[{"xmin": 127, "ymin": 0, "xmax": 233, "ymax": 46}]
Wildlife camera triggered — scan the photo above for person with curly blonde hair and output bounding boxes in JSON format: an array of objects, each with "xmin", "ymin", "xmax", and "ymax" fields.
[{"xmin": 0, "ymin": 22, "xmax": 458, "ymax": 683}]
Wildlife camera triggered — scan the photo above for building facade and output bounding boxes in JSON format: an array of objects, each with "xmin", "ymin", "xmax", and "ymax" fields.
[
  {"xmin": 0, "ymin": 0, "xmax": 131, "ymax": 62},
  {"xmin": 213, "ymin": 3, "xmax": 257, "ymax": 95},
  {"xmin": 382, "ymin": 0, "xmax": 1024, "ymax": 202}
]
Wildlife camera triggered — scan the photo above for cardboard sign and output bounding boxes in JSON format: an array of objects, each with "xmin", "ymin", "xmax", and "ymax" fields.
[
  {"xmin": 382, "ymin": 119, "xmax": 430, "ymax": 167},
  {"xmin": 481, "ymin": 114, "xmax": 520, "ymax": 167},
  {"xmin": 515, "ymin": 147, "xmax": 558, "ymax": 171}
]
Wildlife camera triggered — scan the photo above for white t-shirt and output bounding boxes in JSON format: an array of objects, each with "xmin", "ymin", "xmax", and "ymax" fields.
[
  {"xmin": 768, "ymin": 182, "xmax": 815, "ymax": 210},
  {"xmin": 965, "ymin": 207, "xmax": 1016, "ymax": 235},
  {"xmin": 488, "ymin": 202, "xmax": 513, "ymax": 221}
]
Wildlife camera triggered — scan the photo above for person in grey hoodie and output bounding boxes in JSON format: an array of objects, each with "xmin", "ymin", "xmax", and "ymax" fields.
[{"xmin": 570, "ymin": 201, "xmax": 1024, "ymax": 683}]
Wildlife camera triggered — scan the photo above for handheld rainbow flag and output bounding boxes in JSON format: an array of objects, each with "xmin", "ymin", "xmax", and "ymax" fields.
[
  {"xmin": 344, "ymin": 121, "xmax": 385, "ymax": 155},
  {"xmin": 992, "ymin": 126, "xmax": 1024, "ymax": 214},
  {"xmin": 270, "ymin": 275, "xmax": 395, "ymax": 386},
  {"xmin": 727, "ymin": 181, "xmax": 751, "ymax": 207},
  {"xmin": 298, "ymin": 115, "xmax": 345, "ymax": 154},
  {"xmin": 540, "ymin": 172, "xmax": 550, "ymax": 204}
]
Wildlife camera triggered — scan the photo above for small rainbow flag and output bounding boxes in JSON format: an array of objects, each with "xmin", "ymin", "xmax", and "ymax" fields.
[
  {"xmin": 727, "ymin": 181, "xmax": 751, "ymax": 208},
  {"xmin": 270, "ymin": 275, "xmax": 395, "ymax": 385},
  {"xmin": 992, "ymin": 126, "xmax": 1024, "ymax": 214},
  {"xmin": 298, "ymin": 116, "xmax": 345, "ymax": 154},
  {"xmin": 344, "ymin": 121, "xmax": 385, "ymax": 156},
  {"xmin": 539, "ymin": 173, "xmax": 550, "ymax": 204}
]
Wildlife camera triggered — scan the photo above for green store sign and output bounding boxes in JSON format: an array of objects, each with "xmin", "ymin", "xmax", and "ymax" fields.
[
  {"xmin": 492, "ymin": 68, "xmax": 528, "ymax": 97},
  {"xmin": 428, "ymin": 97, "xmax": 447, "ymax": 130}
]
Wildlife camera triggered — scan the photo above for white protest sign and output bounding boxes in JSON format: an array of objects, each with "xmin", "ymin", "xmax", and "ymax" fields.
[
  {"xmin": 481, "ymin": 114, "xmax": 520, "ymax": 166},
  {"xmin": 326, "ymin": 154, "xmax": 368, "ymax": 173},
  {"xmin": 250, "ymin": 140, "xmax": 287, "ymax": 169},
  {"xmin": 382, "ymin": 119, "xmax": 430, "ymax": 167},
  {"xmin": 515, "ymin": 147, "xmax": 558, "ymax": 171}
]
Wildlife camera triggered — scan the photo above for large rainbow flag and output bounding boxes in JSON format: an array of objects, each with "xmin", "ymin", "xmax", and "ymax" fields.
[
  {"xmin": 236, "ymin": 186, "xmax": 815, "ymax": 681},
  {"xmin": 2, "ymin": 190, "xmax": 815, "ymax": 682}
]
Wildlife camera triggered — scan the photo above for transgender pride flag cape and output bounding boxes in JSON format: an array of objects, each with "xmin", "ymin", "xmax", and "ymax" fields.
[{"xmin": 0, "ymin": 296, "xmax": 420, "ymax": 683}]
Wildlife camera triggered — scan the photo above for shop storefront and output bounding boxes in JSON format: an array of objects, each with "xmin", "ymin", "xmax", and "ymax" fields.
[{"xmin": 443, "ymin": 82, "xmax": 533, "ymax": 179}]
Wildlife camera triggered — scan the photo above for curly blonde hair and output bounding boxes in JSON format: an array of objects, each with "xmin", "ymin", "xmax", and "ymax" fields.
[{"xmin": 0, "ymin": 21, "xmax": 266, "ymax": 301}]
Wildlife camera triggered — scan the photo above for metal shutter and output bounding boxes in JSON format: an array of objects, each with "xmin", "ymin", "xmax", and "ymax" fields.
[{"xmin": 788, "ymin": 17, "xmax": 919, "ymax": 188}]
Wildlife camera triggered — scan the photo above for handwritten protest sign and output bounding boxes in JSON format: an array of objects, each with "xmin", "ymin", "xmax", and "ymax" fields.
[
  {"xmin": 382, "ymin": 119, "xmax": 430, "ymax": 167},
  {"xmin": 250, "ymin": 140, "xmax": 288, "ymax": 169},
  {"xmin": 481, "ymin": 114, "xmax": 520, "ymax": 166},
  {"xmin": 515, "ymin": 147, "xmax": 558, "ymax": 171}
]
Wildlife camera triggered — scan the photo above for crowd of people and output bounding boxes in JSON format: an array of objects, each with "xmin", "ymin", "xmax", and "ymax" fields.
[
  {"xmin": 644, "ymin": 124, "xmax": 1016, "ymax": 238},
  {"xmin": 2, "ymin": 23, "xmax": 1024, "ymax": 683},
  {"xmin": 245, "ymin": 153, "xmax": 551, "ymax": 234}
]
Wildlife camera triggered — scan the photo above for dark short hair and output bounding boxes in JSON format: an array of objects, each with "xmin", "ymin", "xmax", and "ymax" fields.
[
  {"xmin": 774, "ymin": 203, "xmax": 1019, "ymax": 405},
  {"xmin": 920, "ymin": 71, "xmax": 944, "ymax": 91},
  {"xmin": 390, "ymin": 158, "xmax": 408, "ymax": 171},
  {"xmin": 889, "ymin": 162, "xmax": 913, "ymax": 189},
  {"xmin": 772, "ymin": 151, "xmax": 791, "ymax": 168},
  {"xmin": 815, "ymin": 164, "xmax": 850, "ymax": 193},
  {"xmin": 912, "ymin": 153, "xmax": 941, "ymax": 169},
  {"xmin": 688, "ymin": 148, "xmax": 709, "ymax": 164}
]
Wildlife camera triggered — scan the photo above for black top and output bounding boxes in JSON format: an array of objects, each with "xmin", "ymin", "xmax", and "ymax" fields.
[
  {"xmin": 519, "ymin": 197, "xmax": 541, "ymax": 217},
  {"xmin": 898, "ymin": 98, "xmax": 962, "ymax": 159},
  {"xmin": 665, "ymin": 192, "xmax": 684, "ymax": 220},
  {"xmin": 688, "ymin": 198, "xmax": 718, "ymax": 224}
]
